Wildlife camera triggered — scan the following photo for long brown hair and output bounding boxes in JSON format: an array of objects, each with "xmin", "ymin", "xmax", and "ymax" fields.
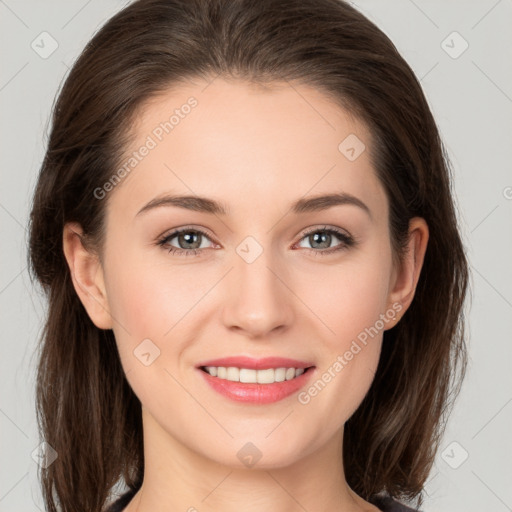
[{"xmin": 28, "ymin": 0, "xmax": 470, "ymax": 510}]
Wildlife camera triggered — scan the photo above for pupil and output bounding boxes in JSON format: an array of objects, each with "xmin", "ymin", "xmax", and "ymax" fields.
[
  {"xmin": 312, "ymin": 232, "xmax": 330, "ymax": 249},
  {"xmin": 180, "ymin": 232, "xmax": 200, "ymax": 249}
]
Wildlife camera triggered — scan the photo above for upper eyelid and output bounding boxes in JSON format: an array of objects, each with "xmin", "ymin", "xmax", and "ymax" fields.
[
  {"xmin": 301, "ymin": 225, "xmax": 350, "ymax": 237},
  {"xmin": 159, "ymin": 225, "xmax": 215, "ymax": 241}
]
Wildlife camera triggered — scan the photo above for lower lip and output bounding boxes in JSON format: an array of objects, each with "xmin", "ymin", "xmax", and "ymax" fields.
[{"xmin": 197, "ymin": 367, "xmax": 315, "ymax": 404}]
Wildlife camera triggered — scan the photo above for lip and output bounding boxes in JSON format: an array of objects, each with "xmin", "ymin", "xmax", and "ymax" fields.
[
  {"xmin": 196, "ymin": 356, "xmax": 314, "ymax": 370},
  {"xmin": 196, "ymin": 356, "xmax": 316, "ymax": 404}
]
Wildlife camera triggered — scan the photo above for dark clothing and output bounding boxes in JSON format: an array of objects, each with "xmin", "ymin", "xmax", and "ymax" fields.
[
  {"xmin": 105, "ymin": 489, "xmax": 135, "ymax": 512},
  {"xmin": 105, "ymin": 488, "xmax": 421, "ymax": 512},
  {"xmin": 370, "ymin": 495, "xmax": 421, "ymax": 511}
]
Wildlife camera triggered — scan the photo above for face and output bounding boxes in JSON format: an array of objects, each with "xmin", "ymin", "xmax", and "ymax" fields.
[{"xmin": 77, "ymin": 78, "xmax": 409, "ymax": 468}]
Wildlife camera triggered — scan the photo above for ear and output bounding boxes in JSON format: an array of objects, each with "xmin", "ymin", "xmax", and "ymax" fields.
[
  {"xmin": 62, "ymin": 222, "xmax": 113, "ymax": 330},
  {"xmin": 385, "ymin": 217, "xmax": 429, "ymax": 328}
]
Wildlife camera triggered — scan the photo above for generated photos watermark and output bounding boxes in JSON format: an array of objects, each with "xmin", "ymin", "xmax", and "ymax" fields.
[
  {"xmin": 93, "ymin": 96, "xmax": 198, "ymax": 200},
  {"xmin": 298, "ymin": 302, "xmax": 403, "ymax": 405}
]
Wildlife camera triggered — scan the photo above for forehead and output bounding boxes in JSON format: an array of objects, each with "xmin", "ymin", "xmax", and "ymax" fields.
[{"xmin": 106, "ymin": 77, "xmax": 387, "ymax": 223}]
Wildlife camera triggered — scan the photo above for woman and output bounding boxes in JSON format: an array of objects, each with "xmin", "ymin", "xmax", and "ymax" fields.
[{"xmin": 28, "ymin": 0, "xmax": 469, "ymax": 511}]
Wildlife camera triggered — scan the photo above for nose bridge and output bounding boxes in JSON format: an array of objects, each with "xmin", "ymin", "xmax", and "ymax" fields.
[{"xmin": 221, "ymin": 234, "xmax": 294, "ymax": 336}]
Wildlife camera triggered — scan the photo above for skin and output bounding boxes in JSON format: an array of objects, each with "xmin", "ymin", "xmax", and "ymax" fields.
[{"xmin": 63, "ymin": 77, "xmax": 428, "ymax": 512}]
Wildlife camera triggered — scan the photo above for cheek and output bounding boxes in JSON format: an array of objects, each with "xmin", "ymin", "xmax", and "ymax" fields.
[
  {"xmin": 103, "ymin": 244, "xmax": 208, "ymax": 338},
  {"xmin": 296, "ymin": 246, "xmax": 392, "ymax": 415},
  {"xmin": 103, "ymin": 253, "xmax": 203, "ymax": 409},
  {"xmin": 303, "ymin": 249, "xmax": 392, "ymax": 348}
]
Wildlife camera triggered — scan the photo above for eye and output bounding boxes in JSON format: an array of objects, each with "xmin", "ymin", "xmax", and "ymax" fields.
[
  {"xmin": 156, "ymin": 225, "xmax": 356, "ymax": 257},
  {"xmin": 156, "ymin": 227, "xmax": 215, "ymax": 256},
  {"xmin": 295, "ymin": 226, "xmax": 355, "ymax": 256}
]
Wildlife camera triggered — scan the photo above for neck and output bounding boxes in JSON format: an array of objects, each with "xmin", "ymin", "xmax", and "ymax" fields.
[{"xmin": 126, "ymin": 407, "xmax": 377, "ymax": 512}]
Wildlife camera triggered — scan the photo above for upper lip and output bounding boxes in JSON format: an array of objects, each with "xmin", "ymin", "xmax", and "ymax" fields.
[{"xmin": 196, "ymin": 356, "xmax": 315, "ymax": 370}]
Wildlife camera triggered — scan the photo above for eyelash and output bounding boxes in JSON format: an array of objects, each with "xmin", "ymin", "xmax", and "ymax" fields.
[{"xmin": 156, "ymin": 225, "xmax": 356, "ymax": 258}]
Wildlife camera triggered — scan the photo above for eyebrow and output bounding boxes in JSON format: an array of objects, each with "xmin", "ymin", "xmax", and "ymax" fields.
[{"xmin": 135, "ymin": 192, "xmax": 372, "ymax": 220}]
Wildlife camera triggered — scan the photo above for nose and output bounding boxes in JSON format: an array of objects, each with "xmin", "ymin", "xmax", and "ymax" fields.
[{"xmin": 221, "ymin": 242, "xmax": 295, "ymax": 339}]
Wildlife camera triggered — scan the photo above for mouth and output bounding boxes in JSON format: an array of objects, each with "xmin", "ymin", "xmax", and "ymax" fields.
[
  {"xmin": 196, "ymin": 356, "xmax": 316, "ymax": 404},
  {"xmin": 199, "ymin": 365, "xmax": 313, "ymax": 383}
]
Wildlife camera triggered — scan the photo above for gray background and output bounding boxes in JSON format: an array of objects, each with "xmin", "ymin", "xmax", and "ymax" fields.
[{"xmin": 1, "ymin": 0, "xmax": 511, "ymax": 510}]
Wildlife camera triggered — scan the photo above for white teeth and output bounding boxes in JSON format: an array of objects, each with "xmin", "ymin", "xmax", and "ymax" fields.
[
  {"xmin": 226, "ymin": 367, "xmax": 239, "ymax": 382},
  {"xmin": 274, "ymin": 368, "xmax": 286, "ymax": 382},
  {"xmin": 203, "ymin": 366, "xmax": 308, "ymax": 384},
  {"xmin": 239, "ymin": 368, "xmax": 256, "ymax": 383},
  {"xmin": 256, "ymin": 368, "xmax": 274, "ymax": 384}
]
